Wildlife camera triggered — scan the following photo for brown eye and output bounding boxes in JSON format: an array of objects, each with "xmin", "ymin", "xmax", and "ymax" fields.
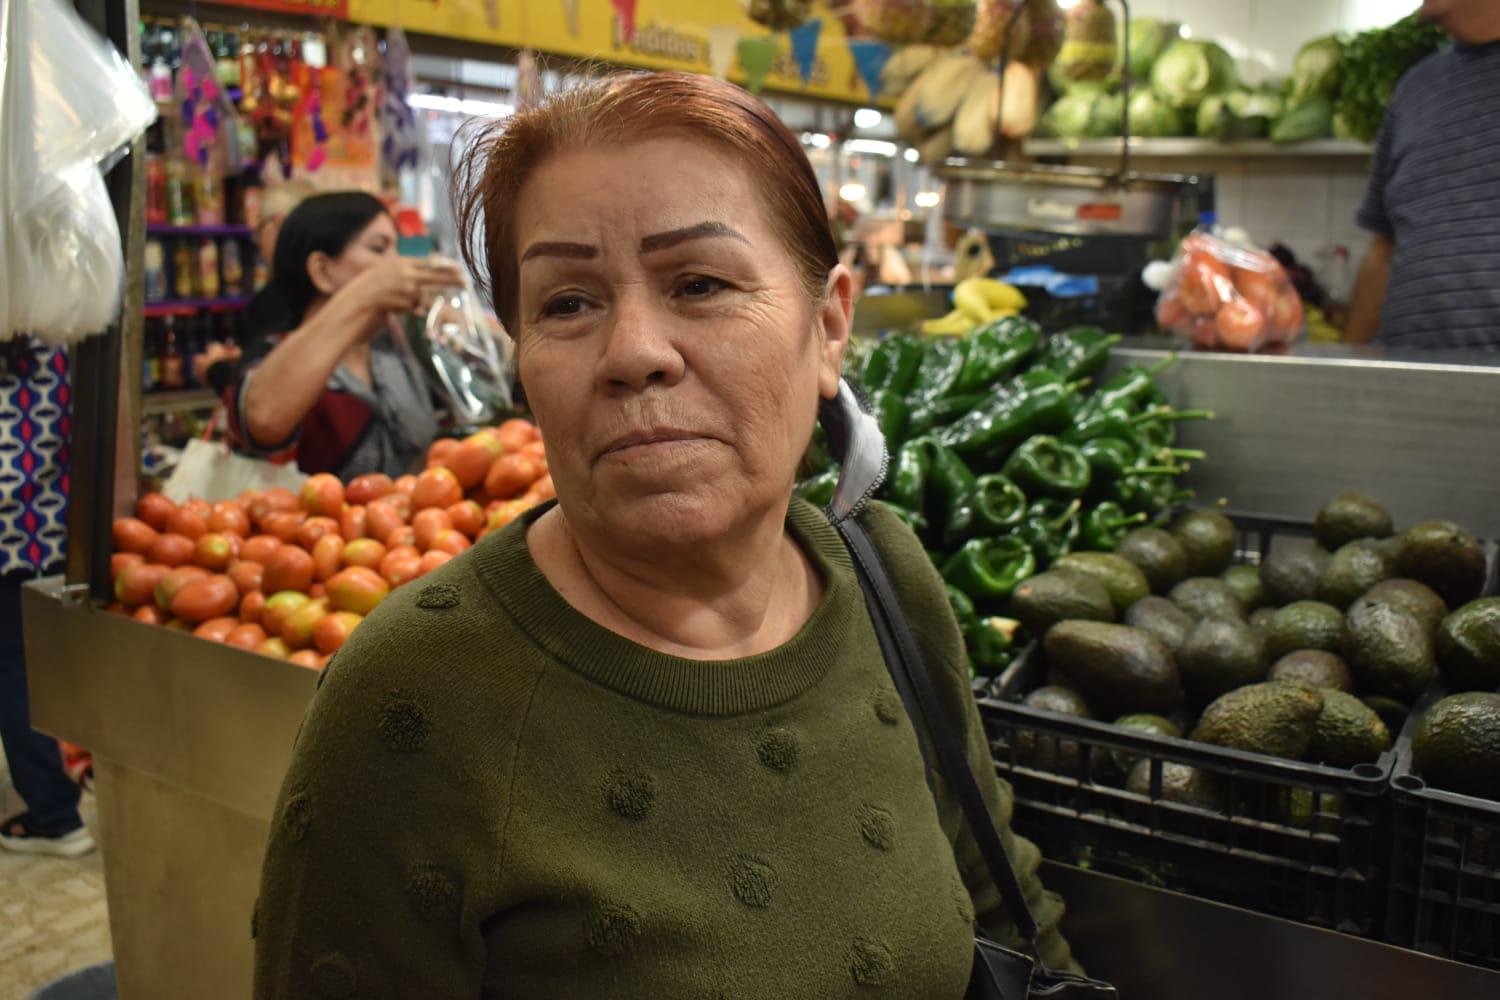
[
  {"xmin": 676, "ymin": 276, "xmax": 726, "ymax": 299},
  {"xmin": 543, "ymin": 295, "xmax": 586, "ymax": 317}
]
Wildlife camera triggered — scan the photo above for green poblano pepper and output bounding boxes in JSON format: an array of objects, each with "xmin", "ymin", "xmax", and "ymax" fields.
[
  {"xmin": 1036, "ymin": 326, "xmax": 1123, "ymax": 382},
  {"xmin": 1001, "ymin": 435, "xmax": 1092, "ymax": 499},
  {"xmin": 910, "ymin": 336, "xmax": 967, "ymax": 403},
  {"xmin": 955, "ymin": 317, "xmax": 1042, "ymax": 394},
  {"xmin": 943, "ymin": 474, "xmax": 1028, "ymax": 547},
  {"xmin": 941, "ymin": 536, "xmax": 1037, "ymax": 605}
]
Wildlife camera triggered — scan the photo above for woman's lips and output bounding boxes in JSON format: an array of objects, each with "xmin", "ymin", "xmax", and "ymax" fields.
[{"xmin": 601, "ymin": 428, "xmax": 710, "ymax": 457}]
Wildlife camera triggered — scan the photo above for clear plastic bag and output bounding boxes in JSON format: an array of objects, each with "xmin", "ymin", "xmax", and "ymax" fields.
[
  {"xmin": 2, "ymin": 0, "xmax": 157, "ymax": 344},
  {"xmin": 410, "ymin": 270, "xmax": 515, "ymax": 429},
  {"xmin": 1154, "ymin": 225, "xmax": 1305, "ymax": 352}
]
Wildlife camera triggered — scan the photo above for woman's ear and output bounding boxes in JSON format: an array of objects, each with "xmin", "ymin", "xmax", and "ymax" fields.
[
  {"xmin": 306, "ymin": 251, "xmax": 338, "ymax": 296},
  {"xmin": 815, "ymin": 264, "xmax": 854, "ymax": 400}
]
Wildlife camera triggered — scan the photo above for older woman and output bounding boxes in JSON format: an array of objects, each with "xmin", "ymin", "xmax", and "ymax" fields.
[{"xmin": 254, "ymin": 73, "xmax": 1076, "ymax": 998}]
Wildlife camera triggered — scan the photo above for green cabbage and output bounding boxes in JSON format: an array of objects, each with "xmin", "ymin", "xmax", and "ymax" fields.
[
  {"xmin": 1291, "ymin": 35, "xmax": 1344, "ymax": 105},
  {"xmin": 1151, "ymin": 39, "xmax": 1239, "ymax": 109},
  {"xmin": 1125, "ymin": 18, "xmax": 1175, "ymax": 81},
  {"xmin": 1040, "ymin": 87, "xmax": 1108, "ymax": 140},
  {"xmin": 1127, "ymin": 90, "xmax": 1184, "ymax": 137},
  {"xmin": 1087, "ymin": 91, "xmax": 1124, "ymax": 137},
  {"xmin": 1197, "ymin": 89, "xmax": 1284, "ymax": 141},
  {"xmin": 1271, "ymin": 96, "xmax": 1335, "ymax": 144}
]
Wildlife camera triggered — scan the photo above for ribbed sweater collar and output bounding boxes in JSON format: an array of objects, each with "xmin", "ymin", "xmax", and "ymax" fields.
[{"xmin": 473, "ymin": 498, "xmax": 857, "ymax": 717}]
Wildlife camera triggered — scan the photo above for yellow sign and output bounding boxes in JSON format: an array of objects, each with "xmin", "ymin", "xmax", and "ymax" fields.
[{"xmin": 348, "ymin": 0, "xmax": 887, "ymax": 106}]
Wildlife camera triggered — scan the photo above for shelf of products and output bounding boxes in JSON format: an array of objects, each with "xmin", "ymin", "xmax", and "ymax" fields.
[
  {"xmin": 146, "ymin": 223, "xmax": 254, "ymax": 238},
  {"xmin": 141, "ymin": 388, "xmax": 219, "ymax": 416},
  {"xmin": 143, "ymin": 296, "xmax": 252, "ymax": 317},
  {"xmin": 1024, "ymin": 138, "xmax": 1374, "ymax": 159}
]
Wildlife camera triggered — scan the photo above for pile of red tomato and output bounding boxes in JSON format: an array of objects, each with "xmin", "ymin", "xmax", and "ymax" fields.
[
  {"xmin": 108, "ymin": 419, "xmax": 552, "ymax": 669},
  {"xmin": 1154, "ymin": 232, "xmax": 1304, "ymax": 352}
]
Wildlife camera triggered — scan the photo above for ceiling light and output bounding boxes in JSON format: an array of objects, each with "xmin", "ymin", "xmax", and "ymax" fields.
[
  {"xmin": 914, "ymin": 190, "xmax": 941, "ymax": 208},
  {"xmin": 853, "ymin": 108, "xmax": 883, "ymax": 129},
  {"xmin": 844, "ymin": 139, "xmax": 898, "ymax": 157},
  {"xmin": 839, "ymin": 182, "xmax": 867, "ymax": 203}
]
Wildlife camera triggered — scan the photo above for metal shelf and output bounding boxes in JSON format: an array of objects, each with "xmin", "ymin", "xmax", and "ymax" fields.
[
  {"xmin": 142, "ymin": 388, "xmax": 218, "ymax": 416},
  {"xmin": 1025, "ymin": 137, "xmax": 1374, "ymax": 158},
  {"xmin": 146, "ymin": 223, "xmax": 254, "ymax": 238},
  {"xmin": 144, "ymin": 296, "xmax": 252, "ymax": 317}
]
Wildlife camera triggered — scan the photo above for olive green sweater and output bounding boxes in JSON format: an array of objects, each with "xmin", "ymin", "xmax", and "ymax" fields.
[{"xmin": 253, "ymin": 500, "xmax": 1075, "ymax": 999}]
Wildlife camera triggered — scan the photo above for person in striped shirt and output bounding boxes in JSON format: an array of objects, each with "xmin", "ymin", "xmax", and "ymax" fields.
[{"xmin": 1346, "ymin": 0, "xmax": 1500, "ymax": 349}]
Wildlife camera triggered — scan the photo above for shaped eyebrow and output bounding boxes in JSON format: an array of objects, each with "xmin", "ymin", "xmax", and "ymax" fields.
[
  {"xmin": 640, "ymin": 221, "xmax": 749, "ymax": 254},
  {"xmin": 520, "ymin": 241, "xmax": 598, "ymax": 263}
]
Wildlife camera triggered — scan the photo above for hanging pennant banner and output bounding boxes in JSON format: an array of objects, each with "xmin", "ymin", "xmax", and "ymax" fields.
[
  {"xmin": 847, "ymin": 39, "xmax": 892, "ymax": 98},
  {"xmin": 788, "ymin": 17, "xmax": 820, "ymax": 85},
  {"xmin": 611, "ymin": 0, "xmax": 638, "ymax": 43},
  {"xmin": 736, "ymin": 36, "xmax": 777, "ymax": 93},
  {"xmin": 707, "ymin": 25, "xmax": 740, "ymax": 80},
  {"xmin": 561, "ymin": 0, "xmax": 581, "ymax": 37}
]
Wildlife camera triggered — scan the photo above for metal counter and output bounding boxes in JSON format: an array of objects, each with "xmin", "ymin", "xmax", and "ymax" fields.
[
  {"xmin": 23, "ymin": 578, "xmax": 316, "ymax": 997},
  {"xmin": 1109, "ymin": 338, "xmax": 1500, "ymax": 537}
]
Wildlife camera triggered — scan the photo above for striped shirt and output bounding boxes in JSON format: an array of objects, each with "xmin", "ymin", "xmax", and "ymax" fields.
[{"xmin": 1358, "ymin": 40, "xmax": 1500, "ymax": 350}]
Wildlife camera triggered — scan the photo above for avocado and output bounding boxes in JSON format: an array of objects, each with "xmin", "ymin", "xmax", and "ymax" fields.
[
  {"xmin": 1169, "ymin": 577, "xmax": 1247, "ymax": 622},
  {"xmin": 1044, "ymin": 620, "xmax": 1183, "ymax": 716},
  {"xmin": 1123, "ymin": 595, "xmax": 1195, "ymax": 652},
  {"xmin": 1220, "ymin": 565, "xmax": 1266, "ymax": 611},
  {"xmin": 1268, "ymin": 650, "xmax": 1354, "ymax": 693},
  {"xmin": 1010, "ymin": 571, "xmax": 1115, "ymax": 639},
  {"xmin": 1315, "ymin": 492, "xmax": 1394, "ymax": 550},
  {"xmin": 1125, "ymin": 758, "xmax": 1223, "ymax": 810},
  {"xmin": 1114, "ymin": 527, "xmax": 1191, "ymax": 594},
  {"xmin": 1261, "ymin": 541, "xmax": 1332, "ymax": 606},
  {"xmin": 1265, "ymin": 600, "xmax": 1347, "ymax": 660},
  {"xmin": 1362, "ymin": 695, "xmax": 1409, "ymax": 733},
  {"xmin": 1248, "ymin": 606, "xmax": 1277, "ymax": 639},
  {"xmin": 1344, "ymin": 600, "xmax": 1436, "ymax": 702},
  {"xmin": 1016, "ymin": 686, "xmax": 1092, "ymax": 772},
  {"xmin": 1317, "ymin": 539, "xmax": 1396, "ymax": 610},
  {"xmin": 1190, "ymin": 682, "xmax": 1325, "ymax": 759},
  {"xmin": 1397, "ymin": 520, "xmax": 1487, "ymax": 607},
  {"xmin": 1354, "ymin": 578, "xmax": 1448, "ymax": 637},
  {"xmin": 1100, "ymin": 713, "xmax": 1182, "ymax": 784},
  {"xmin": 1307, "ymin": 689, "xmax": 1391, "ymax": 767},
  {"xmin": 1178, "ymin": 618, "xmax": 1268, "ymax": 704},
  {"xmin": 1170, "ymin": 510, "xmax": 1237, "ymax": 576},
  {"xmin": 1282, "ymin": 787, "xmax": 1343, "ymax": 834},
  {"xmin": 1435, "ymin": 598, "xmax": 1500, "ymax": 692},
  {"xmin": 1411, "ymin": 692, "xmax": 1500, "ymax": 799},
  {"xmin": 1052, "ymin": 552, "xmax": 1151, "ymax": 614}
]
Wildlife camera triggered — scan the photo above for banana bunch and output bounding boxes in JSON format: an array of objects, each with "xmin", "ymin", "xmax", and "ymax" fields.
[
  {"xmin": 895, "ymin": 52, "xmax": 989, "ymax": 160},
  {"xmin": 920, "ymin": 277, "xmax": 1028, "ymax": 336}
]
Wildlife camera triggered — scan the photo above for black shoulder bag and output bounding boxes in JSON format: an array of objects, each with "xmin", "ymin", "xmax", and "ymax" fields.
[{"xmin": 819, "ymin": 381, "xmax": 1117, "ymax": 1000}]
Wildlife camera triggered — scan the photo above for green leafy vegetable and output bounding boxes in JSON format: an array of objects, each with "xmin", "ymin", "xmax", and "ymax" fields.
[
  {"xmin": 1124, "ymin": 17, "xmax": 1176, "ymax": 81},
  {"xmin": 1271, "ymin": 96, "xmax": 1335, "ymax": 144},
  {"xmin": 1151, "ymin": 39, "xmax": 1238, "ymax": 110},
  {"xmin": 1291, "ymin": 35, "xmax": 1344, "ymax": 104},
  {"xmin": 1336, "ymin": 14, "xmax": 1447, "ymax": 142}
]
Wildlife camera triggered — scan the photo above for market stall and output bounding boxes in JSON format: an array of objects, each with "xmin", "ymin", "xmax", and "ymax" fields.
[{"xmin": 13, "ymin": 0, "xmax": 1500, "ymax": 996}]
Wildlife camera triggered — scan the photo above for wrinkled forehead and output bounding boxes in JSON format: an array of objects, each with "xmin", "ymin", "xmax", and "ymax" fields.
[{"xmin": 513, "ymin": 136, "xmax": 779, "ymax": 253}]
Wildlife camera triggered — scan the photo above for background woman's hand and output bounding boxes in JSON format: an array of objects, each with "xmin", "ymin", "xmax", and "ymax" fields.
[{"xmin": 335, "ymin": 255, "xmax": 467, "ymax": 328}]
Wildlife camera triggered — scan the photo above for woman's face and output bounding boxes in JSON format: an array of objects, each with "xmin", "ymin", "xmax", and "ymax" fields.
[
  {"xmin": 514, "ymin": 136, "xmax": 850, "ymax": 551},
  {"xmin": 310, "ymin": 213, "xmax": 399, "ymax": 295}
]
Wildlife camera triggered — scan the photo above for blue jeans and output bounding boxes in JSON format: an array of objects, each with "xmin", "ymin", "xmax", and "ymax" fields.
[{"xmin": 0, "ymin": 577, "xmax": 82, "ymax": 834}]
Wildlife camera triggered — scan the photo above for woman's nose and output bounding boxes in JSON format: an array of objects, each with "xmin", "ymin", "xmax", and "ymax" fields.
[{"xmin": 596, "ymin": 294, "xmax": 686, "ymax": 394}]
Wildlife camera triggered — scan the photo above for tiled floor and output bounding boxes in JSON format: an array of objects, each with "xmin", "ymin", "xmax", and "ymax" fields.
[{"xmin": 0, "ymin": 765, "xmax": 113, "ymax": 999}]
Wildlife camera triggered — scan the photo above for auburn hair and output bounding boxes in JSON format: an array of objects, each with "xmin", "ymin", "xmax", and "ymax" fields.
[{"xmin": 454, "ymin": 71, "xmax": 839, "ymax": 331}]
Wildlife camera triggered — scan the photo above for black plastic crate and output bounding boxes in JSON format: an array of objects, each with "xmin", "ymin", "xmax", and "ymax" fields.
[
  {"xmin": 976, "ymin": 510, "xmax": 1401, "ymax": 936},
  {"xmin": 1385, "ymin": 685, "xmax": 1500, "ymax": 971}
]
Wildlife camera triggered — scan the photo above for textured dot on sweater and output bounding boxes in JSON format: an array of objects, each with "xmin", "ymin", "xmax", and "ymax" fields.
[
  {"xmin": 848, "ymin": 936, "xmax": 895, "ymax": 988},
  {"xmin": 282, "ymin": 793, "xmax": 312, "ymax": 844},
  {"xmin": 727, "ymin": 854, "xmax": 778, "ymax": 908},
  {"xmin": 416, "ymin": 583, "xmax": 460, "ymax": 610},
  {"xmin": 309, "ymin": 951, "xmax": 356, "ymax": 997},
  {"xmin": 856, "ymin": 804, "xmax": 896, "ymax": 851},
  {"xmin": 603, "ymin": 769, "xmax": 655, "ymax": 820},
  {"xmin": 754, "ymin": 727, "xmax": 800, "ymax": 773},
  {"xmin": 378, "ymin": 690, "xmax": 431, "ymax": 752},
  {"xmin": 586, "ymin": 901, "xmax": 641, "ymax": 956},
  {"xmin": 407, "ymin": 863, "xmax": 459, "ymax": 921},
  {"xmin": 873, "ymin": 689, "xmax": 903, "ymax": 726}
]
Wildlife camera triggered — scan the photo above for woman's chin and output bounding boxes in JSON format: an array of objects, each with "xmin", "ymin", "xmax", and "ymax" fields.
[{"xmin": 577, "ymin": 479, "xmax": 779, "ymax": 551}]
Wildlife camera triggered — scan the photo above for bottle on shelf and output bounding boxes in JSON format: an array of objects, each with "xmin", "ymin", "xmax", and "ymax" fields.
[
  {"xmin": 144, "ymin": 239, "xmax": 168, "ymax": 302},
  {"xmin": 172, "ymin": 239, "xmax": 195, "ymax": 299},
  {"xmin": 221, "ymin": 238, "xmax": 244, "ymax": 297},
  {"xmin": 160, "ymin": 318, "xmax": 185, "ymax": 390},
  {"xmin": 149, "ymin": 54, "xmax": 173, "ymax": 103},
  {"xmin": 217, "ymin": 32, "xmax": 241, "ymax": 89},
  {"xmin": 165, "ymin": 154, "xmax": 194, "ymax": 227},
  {"xmin": 145, "ymin": 154, "xmax": 167, "ymax": 224},
  {"xmin": 142, "ymin": 317, "xmax": 161, "ymax": 393},
  {"xmin": 196, "ymin": 170, "xmax": 224, "ymax": 226},
  {"xmin": 197, "ymin": 238, "xmax": 221, "ymax": 300}
]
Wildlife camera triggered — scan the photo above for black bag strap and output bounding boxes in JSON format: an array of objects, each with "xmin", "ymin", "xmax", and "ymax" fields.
[{"xmin": 832, "ymin": 512, "xmax": 1043, "ymax": 950}]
